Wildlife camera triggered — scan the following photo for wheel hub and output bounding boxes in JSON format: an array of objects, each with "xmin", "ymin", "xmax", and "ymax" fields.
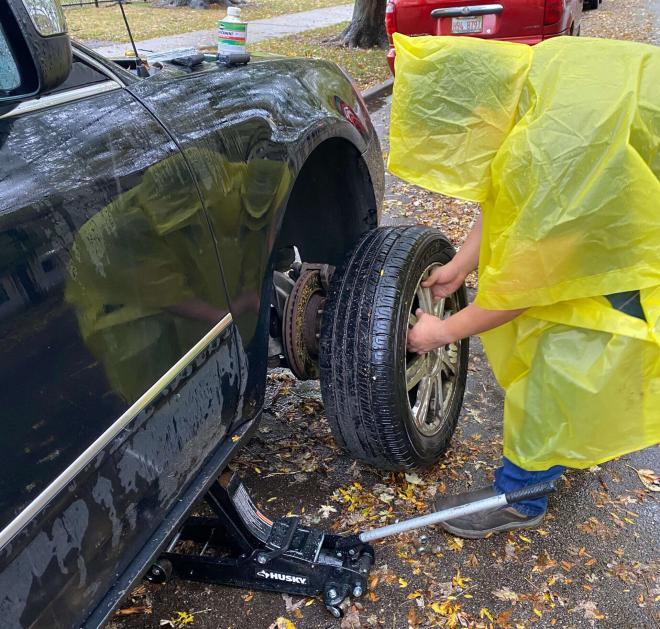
[{"xmin": 282, "ymin": 263, "xmax": 333, "ymax": 380}]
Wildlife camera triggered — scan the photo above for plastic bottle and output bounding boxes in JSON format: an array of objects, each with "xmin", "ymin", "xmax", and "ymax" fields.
[{"xmin": 218, "ymin": 7, "xmax": 247, "ymax": 58}]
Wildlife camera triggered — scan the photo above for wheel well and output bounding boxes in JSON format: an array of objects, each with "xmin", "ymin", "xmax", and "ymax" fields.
[{"xmin": 274, "ymin": 138, "xmax": 378, "ymax": 268}]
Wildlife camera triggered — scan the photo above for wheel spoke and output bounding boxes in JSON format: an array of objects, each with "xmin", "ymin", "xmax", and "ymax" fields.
[
  {"xmin": 432, "ymin": 373, "xmax": 444, "ymax": 416},
  {"xmin": 416, "ymin": 285, "xmax": 433, "ymax": 313},
  {"xmin": 434, "ymin": 297, "xmax": 445, "ymax": 318},
  {"xmin": 409, "ymin": 312, "xmax": 417, "ymax": 327},
  {"xmin": 414, "ymin": 378, "xmax": 433, "ymax": 427},
  {"xmin": 406, "ymin": 355, "xmax": 427, "ymax": 391}
]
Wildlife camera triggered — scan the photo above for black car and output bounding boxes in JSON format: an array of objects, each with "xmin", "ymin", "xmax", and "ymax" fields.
[{"xmin": 0, "ymin": 1, "xmax": 468, "ymax": 625}]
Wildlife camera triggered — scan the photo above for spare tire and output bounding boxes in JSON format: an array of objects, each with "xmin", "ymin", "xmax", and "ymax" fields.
[{"xmin": 319, "ymin": 226, "xmax": 469, "ymax": 470}]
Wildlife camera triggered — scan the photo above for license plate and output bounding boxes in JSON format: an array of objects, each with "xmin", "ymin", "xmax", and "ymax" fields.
[{"xmin": 451, "ymin": 16, "xmax": 483, "ymax": 34}]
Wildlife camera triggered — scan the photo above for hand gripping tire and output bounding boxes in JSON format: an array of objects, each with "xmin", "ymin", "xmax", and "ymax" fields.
[{"xmin": 319, "ymin": 226, "xmax": 469, "ymax": 470}]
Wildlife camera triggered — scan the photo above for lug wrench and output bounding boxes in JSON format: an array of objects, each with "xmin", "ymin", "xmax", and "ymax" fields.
[{"xmin": 337, "ymin": 480, "xmax": 556, "ymax": 549}]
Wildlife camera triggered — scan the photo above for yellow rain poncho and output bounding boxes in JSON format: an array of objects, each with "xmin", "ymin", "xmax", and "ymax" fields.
[{"xmin": 389, "ymin": 34, "xmax": 660, "ymax": 470}]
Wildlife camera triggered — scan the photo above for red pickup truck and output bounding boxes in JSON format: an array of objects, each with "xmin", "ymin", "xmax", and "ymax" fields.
[{"xmin": 386, "ymin": 0, "xmax": 583, "ymax": 73}]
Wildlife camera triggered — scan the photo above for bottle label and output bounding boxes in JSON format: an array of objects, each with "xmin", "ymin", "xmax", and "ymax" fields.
[{"xmin": 218, "ymin": 19, "xmax": 247, "ymax": 55}]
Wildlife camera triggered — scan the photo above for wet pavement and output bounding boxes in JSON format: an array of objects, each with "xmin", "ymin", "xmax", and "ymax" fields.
[{"xmin": 111, "ymin": 0, "xmax": 659, "ymax": 626}]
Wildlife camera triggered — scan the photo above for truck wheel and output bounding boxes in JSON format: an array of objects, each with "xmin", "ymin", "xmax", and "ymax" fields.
[{"xmin": 320, "ymin": 226, "xmax": 469, "ymax": 470}]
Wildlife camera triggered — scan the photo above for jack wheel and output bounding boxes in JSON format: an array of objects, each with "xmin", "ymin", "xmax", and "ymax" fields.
[
  {"xmin": 146, "ymin": 558, "xmax": 173, "ymax": 584},
  {"xmin": 326, "ymin": 605, "xmax": 343, "ymax": 618}
]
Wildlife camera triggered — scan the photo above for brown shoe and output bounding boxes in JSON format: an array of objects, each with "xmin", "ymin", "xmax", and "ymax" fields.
[{"xmin": 433, "ymin": 487, "xmax": 545, "ymax": 539}]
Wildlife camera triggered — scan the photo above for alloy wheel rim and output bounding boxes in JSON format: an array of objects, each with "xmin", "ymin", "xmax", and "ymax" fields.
[{"xmin": 405, "ymin": 264, "xmax": 461, "ymax": 437}]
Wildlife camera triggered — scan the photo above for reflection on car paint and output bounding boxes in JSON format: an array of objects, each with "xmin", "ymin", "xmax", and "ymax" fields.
[{"xmin": 0, "ymin": 86, "xmax": 244, "ymax": 625}]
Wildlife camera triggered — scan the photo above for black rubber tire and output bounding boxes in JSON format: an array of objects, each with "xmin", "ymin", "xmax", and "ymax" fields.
[
  {"xmin": 583, "ymin": 0, "xmax": 598, "ymax": 10},
  {"xmin": 319, "ymin": 226, "xmax": 469, "ymax": 470}
]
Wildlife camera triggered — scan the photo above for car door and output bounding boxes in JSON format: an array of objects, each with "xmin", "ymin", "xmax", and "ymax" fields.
[{"xmin": 0, "ymin": 47, "xmax": 243, "ymax": 627}]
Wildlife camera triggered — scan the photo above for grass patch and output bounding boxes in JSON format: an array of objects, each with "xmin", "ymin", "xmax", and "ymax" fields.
[
  {"xmin": 65, "ymin": 0, "xmax": 351, "ymax": 42},
  {"xmin": 253, "ymin": 23, "xmax": 390, "ymax": 92}
]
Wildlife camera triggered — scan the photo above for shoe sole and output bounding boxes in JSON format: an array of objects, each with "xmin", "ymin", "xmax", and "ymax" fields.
[{"xmin": 439, "ymin": 512, "xmax": 545, "ymax": 539}]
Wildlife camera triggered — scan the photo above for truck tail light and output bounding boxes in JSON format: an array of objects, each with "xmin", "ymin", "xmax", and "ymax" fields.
[
  {"xmin": 544, "ymin": 0, "xmax": 563, "ymax": 24},
  {"xmin": 385, "ymin": 1, "xmax": 397, "ymax": 43}
]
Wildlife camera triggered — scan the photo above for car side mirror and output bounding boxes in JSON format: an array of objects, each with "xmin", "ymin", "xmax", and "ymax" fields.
[{"xmin": 0, "ymin": 0, "xmax": 72, "ymax": 106}]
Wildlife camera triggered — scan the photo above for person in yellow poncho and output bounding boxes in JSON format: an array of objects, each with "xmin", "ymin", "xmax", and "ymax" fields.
[{"xmin": 391, "ymin": 34, "xmax": 660, "ymax": 538}]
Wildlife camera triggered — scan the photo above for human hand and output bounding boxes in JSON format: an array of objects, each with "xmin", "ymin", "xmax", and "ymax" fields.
[
  {"xmin": 407, "ymin": 308, "xmax": 451, "ymax": 354},
  {"xmin": 421, "ymin": 262, "xmax": 466, "ymax": 300}
]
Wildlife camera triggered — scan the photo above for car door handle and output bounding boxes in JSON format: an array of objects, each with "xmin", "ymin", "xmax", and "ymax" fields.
[{"xmin": 431, "ymin": 3, "xmax": 503, "ymax": 18}]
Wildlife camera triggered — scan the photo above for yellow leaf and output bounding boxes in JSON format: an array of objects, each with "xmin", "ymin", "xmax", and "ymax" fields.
[
  {"xmin": 254, "ymin": 467, "xmax": 261, "ymax": 474},
  {"xmin": 533, "ymin": 608, "xmax": 543, "ymax": 618},
  {"xmin": 231, "ymin": 434, "xmax": 240, "ymax": 442},
  {"xmin": 480, "ymin": 607, "xmax": 494, "ymax": 621},
  {"xmin": 398, "ymin": 577, "xmax": 408, "ymax": 588},
  {"xmin": 407, "ymin": 591, "xmax": 423, "ymax": 599},
  {"xmin": 518, "ymin": 534, "xmax": 532, "ymax": 543},
  {"xmin": 275, "ymin": 618, "xmax": 297, "ymax": 629},
  {"xmin": 447, "ymin": 536, "xmax": 464, "ymax": 552},
  {"xmin": 431, "ymin": 602, "xmax": 443, "ymax": 614}
]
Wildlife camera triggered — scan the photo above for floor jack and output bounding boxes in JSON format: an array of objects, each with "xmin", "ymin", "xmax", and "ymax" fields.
[{"xmin": 147, "ymin": 475, "xmax": 556, "ymax": 618}]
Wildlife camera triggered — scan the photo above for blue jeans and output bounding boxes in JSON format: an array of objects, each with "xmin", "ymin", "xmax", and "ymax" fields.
[
  {"xmin": 494, "ymin": 457, "xmax": 564, "ymax": 516},
  {"xmin": 493, "ymin": 291, "xmax": 645, "ymax": 517}
]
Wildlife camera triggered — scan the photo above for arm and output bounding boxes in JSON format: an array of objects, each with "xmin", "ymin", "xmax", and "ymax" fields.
[
  {"xmin": 422, "ymin": 214, "xmax": 482, "ymax": 298},
  {"xmin": 407, "ymin": 304, "xmax": 525, "ymax": 353},
  {"xmin": 408, "ymin": 214, "xmax": 525, "ymax": 353}
]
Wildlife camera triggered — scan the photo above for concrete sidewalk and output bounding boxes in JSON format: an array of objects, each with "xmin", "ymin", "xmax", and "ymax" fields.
[{"xmin": 90, "ymin": 3, "xmax": 353, "ymax": 58}]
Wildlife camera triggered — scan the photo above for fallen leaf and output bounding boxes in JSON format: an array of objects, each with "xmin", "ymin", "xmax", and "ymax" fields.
[
  {"xmin": 405, "ymin": 472, "xmax": 423, "ymax": 485},
  {"xmin": 635, "ymin": 468, "xmax": 660, "ymax": 492},
  {"xmin": 398, "ymin": 577, "xmax": 408, "ymax": 588},
  {"xmin": 446, "ymin": 536, "xmax": 464, "ymax": 552},
  {"xmin": 115, "ymin": 605, "xmax": 152, "ymax": 616},
  {"xmin": 340, "ymin": 605, "xmax": 361, "ymax": 629},
  {"xmin": 318, "ymin": 504, "xmax": 337, "ymax": 518},
  {"xmin": 492, "ymin": 587, "xmax": 519, "ymax": 604},
  {"xmin": 570, "ymin": 600, "xmax": 605, "ymax": 620},
  {"xmin": 281, "ymin": 594, "xmax": 305, "ymax": 614},
  {"xmin": 269, "ymin": 618, "xmax": 297, "ymax": 629},
  {"xmin": 161, "ymin": 611, "xmax": 194, "ymax": 628}
]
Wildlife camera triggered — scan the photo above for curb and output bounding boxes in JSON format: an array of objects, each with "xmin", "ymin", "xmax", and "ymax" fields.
[{"xmin": 362, "ymin": 78, "xmax": 394, "ymax": 106}]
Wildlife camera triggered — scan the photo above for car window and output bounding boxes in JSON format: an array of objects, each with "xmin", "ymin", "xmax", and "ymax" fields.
[
  {"xmin": 0, "ymin": 25, "xmax": 20, "ymax": 93},
  {"xmin": 45, "ymin": 56, "xmax": 110, "ymax": 94}
]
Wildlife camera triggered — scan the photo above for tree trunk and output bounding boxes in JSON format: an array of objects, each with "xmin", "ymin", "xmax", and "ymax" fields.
[{"xmin": 340, "ymin": 0, "xmax": 388, "ymax": 49}]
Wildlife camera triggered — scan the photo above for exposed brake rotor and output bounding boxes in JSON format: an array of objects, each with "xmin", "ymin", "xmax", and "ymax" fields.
[{"xmin": 282, "ymin": 263, "xmax": 333, "ymax": 380}]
